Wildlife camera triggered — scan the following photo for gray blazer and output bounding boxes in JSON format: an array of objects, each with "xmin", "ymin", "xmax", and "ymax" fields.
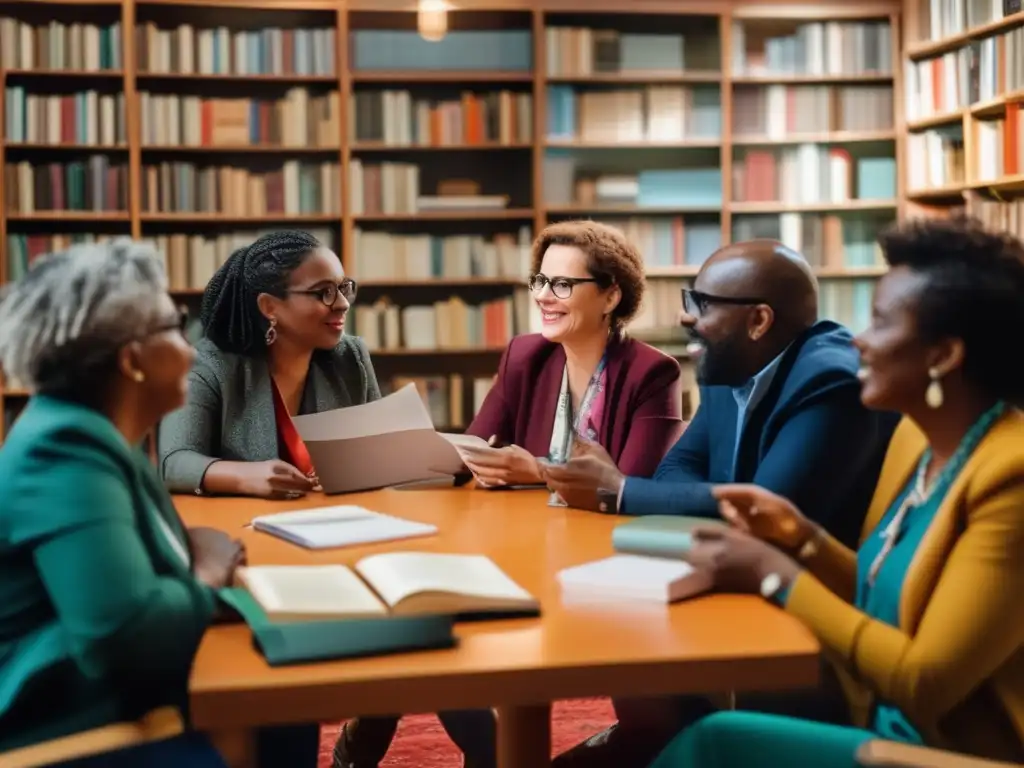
[{"xmin": 158, "ymin": 335, "xmax": 381, "ymax": 493}]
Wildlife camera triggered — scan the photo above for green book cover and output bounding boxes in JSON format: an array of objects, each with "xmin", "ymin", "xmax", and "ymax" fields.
[
  {"xmin": 612, "ymin": 515, "xmax": 726, "ymax": 559},
  {"xmin": 218, "ymin": 588, "xmax": 457, "ymax": 667}
]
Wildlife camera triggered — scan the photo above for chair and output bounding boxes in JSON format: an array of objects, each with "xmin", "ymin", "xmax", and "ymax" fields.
[
  {"xmin": 856, "ymin": 739, "xmax": 1022, "ymax": 768},
  {"xmin": 0, "ymin": 707, "xmax": 184, "ymax": 768}
]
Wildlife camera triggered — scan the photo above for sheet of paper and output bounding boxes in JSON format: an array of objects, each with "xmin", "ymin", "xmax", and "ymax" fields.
[{"xmin": 292, "ymin": 383, "xmax": 433, "ymax": 441}]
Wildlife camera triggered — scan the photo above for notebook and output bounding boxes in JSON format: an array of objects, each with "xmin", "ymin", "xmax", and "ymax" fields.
[
  {"xmin": 612, "ymin": 515, "xmax": 726, "ymax": 559},
  {"xmin": 557, "ymin": 554, "xmax": 712, "ymax": 604},
  {"xmin": 250, "ymin": 505, "xmax": 437, "ymax": 550},
  {"xmin": 236, "ymin": 552, "xmax": 540, "ymax": 622}
]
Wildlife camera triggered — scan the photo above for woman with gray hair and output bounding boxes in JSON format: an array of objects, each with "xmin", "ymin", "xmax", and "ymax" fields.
[{"xmin": 0, "ymin": 240, "xmax": 318, "ymax": 766}]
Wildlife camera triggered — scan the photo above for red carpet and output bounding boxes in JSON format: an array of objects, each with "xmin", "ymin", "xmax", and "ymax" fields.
[{"xmin": 318, "ymin": 698, "xmax": 614, "ymax": 767}]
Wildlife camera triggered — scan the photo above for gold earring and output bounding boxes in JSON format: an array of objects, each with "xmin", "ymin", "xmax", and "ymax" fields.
[
  {"xmin": 926, "ymin": 367, "xmax": 944, "ymax": 409},
  {"xmin": 132, "ymin": 370, "xmax": 145, "ymax": 383},
  {"xmin": 265, "ymin": 318, "xmax": 278, "ymax": 346}
]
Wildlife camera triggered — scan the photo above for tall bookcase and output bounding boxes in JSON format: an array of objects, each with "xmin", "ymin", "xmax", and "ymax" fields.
[
  {"xmin": 902, "ymin": 0, "xmax": 1024, "ymax": 226},
  {"xmin": 0, "ymin": 0, "xmax": 901, "ymax": 443}
]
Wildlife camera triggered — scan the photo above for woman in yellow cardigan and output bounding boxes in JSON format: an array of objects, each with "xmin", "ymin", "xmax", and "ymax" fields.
[{"xmin": 648, "ymin": 217, "xmax": 1024, "ymax": 767}]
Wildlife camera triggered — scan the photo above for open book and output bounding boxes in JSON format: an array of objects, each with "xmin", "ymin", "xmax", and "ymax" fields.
[
  {"xmin": 250, "ymin": 505, "xmax": 437, "ymax": 550},
  {"xmin": 235, "ymin": 552, "xmax": 540, "ymax": 622}
]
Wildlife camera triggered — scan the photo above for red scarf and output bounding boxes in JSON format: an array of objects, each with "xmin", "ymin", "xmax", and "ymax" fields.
[{"xmin": 270, "ymin": 380, "xmax": 316, "ymax": 477}]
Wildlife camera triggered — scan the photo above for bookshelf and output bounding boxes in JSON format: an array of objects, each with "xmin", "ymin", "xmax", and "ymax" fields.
[
  {"xmin": 0, "ymin": 0, "xmax": 902, "ymax": 441},
  {"xmin": 902, "ymin": 0, "xmax": 1024, "ymax": 228}
]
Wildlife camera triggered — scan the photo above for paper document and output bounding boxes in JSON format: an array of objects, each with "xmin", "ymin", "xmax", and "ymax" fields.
[
  {"xmin": 250, "ymin": 505, "xmax": 438, "ymax": 549},
  {"xmin": 291, "ymin": 384, "xmax": 472, "ymax": 493}
]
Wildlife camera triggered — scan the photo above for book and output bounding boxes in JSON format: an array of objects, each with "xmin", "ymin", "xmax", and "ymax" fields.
[
  {"xmin": 236, "ymin": 552, "xmax": 540, "ymax": 622},
  {"xmin": 250, "ymin": 505, "xmax": 438, "ymax": 550},
  {"xmin": 612, "ymin": 515, "xmax": 726, "ymax": 559},
  {"xmin": 557, "ymin": 554, "xmax": 712, "ymax": 604},
  {"xmin": 291, "ymin": 383, "xmax": 473, "ymax": 493}
]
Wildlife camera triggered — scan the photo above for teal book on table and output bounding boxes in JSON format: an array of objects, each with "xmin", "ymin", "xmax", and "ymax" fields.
[
  {"xmin": 222, "ymin": 552, "xmax": 540, "ymax": 665},
  {"xmin": 612, "ymin": 515, "xmax": 726, "ymax": 559}
]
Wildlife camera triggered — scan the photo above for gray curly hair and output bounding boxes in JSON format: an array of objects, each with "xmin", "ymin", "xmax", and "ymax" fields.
[{"xmin": 0, "ymin": 238, "xmax": 169, "ymax": 396}]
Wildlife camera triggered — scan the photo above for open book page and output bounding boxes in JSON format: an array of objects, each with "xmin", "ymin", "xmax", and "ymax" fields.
[
  {"xmin": 354, "ymin": 552, "xmax": 537, "ymax": 615},
  {"xmin": 236, "ymin": 564, "xmax": 388, "ymax": 622},
  {"xmin": 251, "ymin": 506, "xmax": 438, "ymax": 550}
]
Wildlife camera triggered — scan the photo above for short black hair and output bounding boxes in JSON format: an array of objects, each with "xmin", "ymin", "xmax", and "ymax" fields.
[
  {"xmin": 879, "ymin": 215, "xmax": 1024, "ymax": 405},
  {"xmin": 200, "ymin": 230, "xmax": 322, "ymax": 355}
]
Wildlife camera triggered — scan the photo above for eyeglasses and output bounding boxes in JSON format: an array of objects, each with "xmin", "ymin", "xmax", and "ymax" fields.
[
  {"xmin": 147, "ymin": 308, "xmax": 189, "ymax": 336},
  {"xmin": 288, "ymin": 279, "xmax": 358, "ymax": 307},
  {"xmin": 529, "ymin": 273, "xmax": 603, "ymax": 300},
  {"xmin": 682, "ymin": 288, "xmax": 769, "ymax": 317}
]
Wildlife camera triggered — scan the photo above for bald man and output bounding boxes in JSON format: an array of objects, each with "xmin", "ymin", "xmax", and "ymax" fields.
[{"xmin": 546, "ymin": 240, "xmax": 899, "ymax": 768}]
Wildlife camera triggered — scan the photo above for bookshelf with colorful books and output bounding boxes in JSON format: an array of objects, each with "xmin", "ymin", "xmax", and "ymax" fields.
[
  {"xmin": 0, "ymin": 0, "xmax": 903, "ymax": 441},
  {"xmin": 902, "ymin": 0, "xmax": 1024, "ymax": 231}
]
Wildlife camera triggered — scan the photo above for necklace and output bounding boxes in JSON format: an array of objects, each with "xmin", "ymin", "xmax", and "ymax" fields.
[{"xmin": 867, "ymin": 401, "xmax": 1006, "ymax": 587}]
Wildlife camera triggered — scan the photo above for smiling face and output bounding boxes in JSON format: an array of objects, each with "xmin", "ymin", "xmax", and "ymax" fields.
[
  {"xmin": 534, "ymin": 243, "xmax": 620, "ymax": 346},
  {"xmin": 853, "ymin": 265, "xmax": 938, "ymax": 413},
  {"xmin": 258, "ymin": 247, "xmax": 351, "ymax": 351}
]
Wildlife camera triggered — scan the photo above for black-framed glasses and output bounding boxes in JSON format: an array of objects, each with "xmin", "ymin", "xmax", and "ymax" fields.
[
  {"xmin": 682, "ymin": 288, "xmax": 768, "ymax": 317},
  {"xmin": 288, "ymin": 279, "xmax": 358, "ymax": 307},
  {"xmin": 529, "ymin": 273, "xmax": 602, "ymax": 299}
]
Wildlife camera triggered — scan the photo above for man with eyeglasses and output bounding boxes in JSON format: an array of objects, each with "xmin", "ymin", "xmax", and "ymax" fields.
[{"xmin": 545, "ymin": 240, "xmax": 900, "ymax": 768}]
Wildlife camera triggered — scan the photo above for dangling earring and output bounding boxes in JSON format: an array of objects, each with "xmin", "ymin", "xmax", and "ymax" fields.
[
  {"xmin": 265, "ymin": 318, "xmax": 278, "ymax": 346},
  {"xmin": 925, "ymin": 367, "xmax": 944, "ymax": 409}
]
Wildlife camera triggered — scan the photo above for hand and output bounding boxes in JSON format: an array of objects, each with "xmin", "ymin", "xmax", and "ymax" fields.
[
  {"xmin": 189, "ymin": 527, "xmax": 246, "ymax": 590},
  {"xmin": 711, "ymin": 484, "xmax": 816, "ymax": 551},
  {"xmin": 459, "ymin": 440, "xmax": 542, "ymax": 487},
  {"xmin": 681, "ymin": 525, "xmax": 802, "ymax": 595},
  {"xmin": 539, "ymin": 441, "xmax": 624, "ymax": 512},
  {"xmin": 236, "ymin": 460, "xmax": 318, "ymax": 499}
]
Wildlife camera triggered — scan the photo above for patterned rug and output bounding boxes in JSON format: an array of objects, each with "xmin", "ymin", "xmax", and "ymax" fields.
[{"xmin": 317, "ymin": 698, "xmax": 615, "ymax": 767}]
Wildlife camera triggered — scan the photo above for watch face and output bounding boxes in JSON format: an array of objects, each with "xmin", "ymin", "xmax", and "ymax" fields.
[{"xmin": 760, "ymin": 572, "xmax": 782, "ymax": 599}]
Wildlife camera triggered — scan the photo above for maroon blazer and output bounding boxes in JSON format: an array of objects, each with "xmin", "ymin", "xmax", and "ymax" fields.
[{"xmin": 466, "ymin": 333, "xmax": 685, "ymax": 478}]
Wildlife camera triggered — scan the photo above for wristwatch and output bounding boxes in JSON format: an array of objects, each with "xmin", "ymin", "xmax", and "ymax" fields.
[
  {"xmin": 760, "ymin": 572, "xmax": 787, "ymax": 606},
  {"xmin": 596, "ymin": 487, "xmax": 619, "ymax": 514}
]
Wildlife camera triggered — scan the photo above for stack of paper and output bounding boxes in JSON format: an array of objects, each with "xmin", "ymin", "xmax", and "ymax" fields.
[
  {"xmin": 557, "ymin": 554, "xmax": 712, "ymax": 604},
  {"xmin": 250, "ymin": 505, "xmax": 437, "ymax": 550}
]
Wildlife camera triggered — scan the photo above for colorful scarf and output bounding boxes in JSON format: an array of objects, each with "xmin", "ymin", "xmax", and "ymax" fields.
[{"xmin": 546, "ymin": 355, "xmax": 608, "ymax": 505}]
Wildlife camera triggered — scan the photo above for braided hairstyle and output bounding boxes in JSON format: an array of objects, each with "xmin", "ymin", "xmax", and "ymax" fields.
[{"xmin": 200, "ymin": 230, "xmax": 322, "ymax": 355}]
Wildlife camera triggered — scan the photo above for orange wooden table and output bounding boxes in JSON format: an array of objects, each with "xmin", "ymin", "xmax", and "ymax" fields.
[{"xmin": 177, "ymin": 488, "xmax": 819, "ymax": 768}]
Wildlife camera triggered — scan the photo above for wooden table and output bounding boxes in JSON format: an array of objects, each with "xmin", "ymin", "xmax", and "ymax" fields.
[{"xmin": 178, "ymin": 488, "xmax": 820, "ymax": 768}]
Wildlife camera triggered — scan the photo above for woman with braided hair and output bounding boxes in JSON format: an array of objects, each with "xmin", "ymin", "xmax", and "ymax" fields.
[{"xmin": 158, "ymin": 230, "xmax": 381, "ymax": 498}]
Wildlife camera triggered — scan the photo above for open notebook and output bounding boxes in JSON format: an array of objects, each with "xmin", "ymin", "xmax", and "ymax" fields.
[
  {"xmin": 235, "ymin": 552, "xmax": 540, "ymax": 622},
  {"xmin": 250, "ymin": 505, "xmax": 437, "ymax": 550}
]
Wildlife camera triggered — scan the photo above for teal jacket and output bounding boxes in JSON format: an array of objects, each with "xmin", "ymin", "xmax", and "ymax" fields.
[{"xmin": 0, "ymin": 396, "xmax": 216, "ymax": 752}]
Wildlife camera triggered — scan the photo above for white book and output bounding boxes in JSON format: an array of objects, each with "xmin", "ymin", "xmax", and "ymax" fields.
[
  {"xmin": 236, "ymin": 553, "xmax": 539, "ymax": 622},
  {"xmin": 557, "ymin": 554, "xmax": 712, "ymax": 604},
  {"xmin": 250, "ymin": 505, "xmax": 437, "ymax": 550}
]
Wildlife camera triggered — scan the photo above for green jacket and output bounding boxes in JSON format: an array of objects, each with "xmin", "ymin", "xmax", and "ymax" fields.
[{"xmin": 0, "ymin": 396, "xmax": 216, "ymax": 752}]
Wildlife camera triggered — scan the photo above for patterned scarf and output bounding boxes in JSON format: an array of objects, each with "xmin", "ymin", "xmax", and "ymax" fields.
[{"xmin": 546, "ymin": 355, "xmax": 608, "ymax": 504}]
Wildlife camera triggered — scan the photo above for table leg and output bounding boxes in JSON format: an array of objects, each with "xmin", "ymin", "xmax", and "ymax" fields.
[
  {"xmin": 209, "ymin": 729, "xmax": 256, "ymax": 768},
  {"xmin": 496, "ymin": 703, "xmax": 551, "ymax": 768}
]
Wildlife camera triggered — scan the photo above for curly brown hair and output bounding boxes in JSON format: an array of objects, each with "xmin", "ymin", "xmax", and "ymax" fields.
[{"xmin": 530, "ymin": 220, "xmax": 645, "ymax": 333}]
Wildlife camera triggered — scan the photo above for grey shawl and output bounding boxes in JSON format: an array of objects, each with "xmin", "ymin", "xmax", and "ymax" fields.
[{"xmin": 157, "ymin": 335, "xmax": 381, "ymax": 493}]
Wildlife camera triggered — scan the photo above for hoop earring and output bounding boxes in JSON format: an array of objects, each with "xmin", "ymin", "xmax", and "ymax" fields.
[
  {"xmin": 265, "ymin": 318, "xmax": 278, "ymax": 346},
  {"xmin": 926, "ymin": 367, "xmax": 944, "ymax": 409}
]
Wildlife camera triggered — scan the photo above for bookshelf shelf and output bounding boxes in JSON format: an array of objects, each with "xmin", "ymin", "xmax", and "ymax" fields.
[
  {"xmin": 0, "ymin": 0, "xmax": 903, "ymax": 438},
  {"xmin": 905, "ymin": 10, "xmax": 1024, "ymax": 60},
  {"xmin": 907, "ymin": 112, "xmax": 964, "ymax": 131}
]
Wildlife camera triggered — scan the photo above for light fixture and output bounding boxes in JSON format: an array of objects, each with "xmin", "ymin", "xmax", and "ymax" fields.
[{"xmin": 418, "ymin": 0, "xmax": 449, "ymax": 42}]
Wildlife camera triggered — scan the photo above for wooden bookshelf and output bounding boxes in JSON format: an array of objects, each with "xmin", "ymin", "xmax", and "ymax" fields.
[
  {"xmin": 902, "ymin": 0, "xmax": 1024, "ymax": 230},
  {"xmin": 0, "ymin": 0, "xmax": 902, "ymax": 436}
]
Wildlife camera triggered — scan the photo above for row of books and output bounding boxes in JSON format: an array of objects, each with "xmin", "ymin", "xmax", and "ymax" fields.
[
  {"xmin": 732, "ymin": 148, "xmax": 897, "ymax": 204},
  {"xmin": 543, "ymin": 158, "xmax": 722, "ymax": 208},
  {"xmin": 4, "ymin": 159, "xmax": 127, "ymax": 213},
  {"xmin": 4, "ymin": 88, "xmax": 126, "ymax": 146},
  {"xmin": 545, "ymin": 86, "xmax": 720, "ymax": 143},
  {"xmin": 904, "ymin": 49, "xmax": 969, "ymax": 120},
  {"xmin": 351, "ymin": 228, "xmax": 532, "ymax": 283},
  {"xmin": 139, "ymin": 90, "xmax": 340, "ymax": 148},
  {"xmin": 543, "ymin": 28, "xmax": 718, "ymax": 77},
  {"xmin": 914, "ymin": 0, "xmax": 1018, "ymax": 43},
  {"xmin": 732, "ymin": 84, "xmax": 894, "ymax": 136},
  {"xmin": 731, "ymin": 214, "xmax": 887, "ymax": 269},
  {"xmin": 349, "ymin": 91, "xmax": 533, "ymax": 147},
  {"xmin": 906, "ymin": 128, "xmax": 965, "ymax": 190},
  {"xmin": 135, "ymin": 23, "xmax": 336, "ymax": 76},
  {"xmin": 730, "ymin": 21, "xmax": 893, "ymax": 77},
  {"xmin": 0, "ymin": 19, "xmax": 122, "ymax": 70},
  {"xmin": 974, "ymin": 108, "xmax": 1023, "ymax": 180},
  {"xmin": 347, "ymin": 161, "xmax": 513, "ymax": 217},
  {"xmin": 140, "ymin": 161, "xmax": 340, "ymax": 216},
  {"xmin": 963, "ymin": 191, "xmax": 1024, "ymax": 239}
]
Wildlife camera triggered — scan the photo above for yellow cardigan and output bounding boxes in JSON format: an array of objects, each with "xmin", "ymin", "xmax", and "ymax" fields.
[{"xmin": 786, "ymin": 411, "xmax": 1024, "ymax": 761}]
